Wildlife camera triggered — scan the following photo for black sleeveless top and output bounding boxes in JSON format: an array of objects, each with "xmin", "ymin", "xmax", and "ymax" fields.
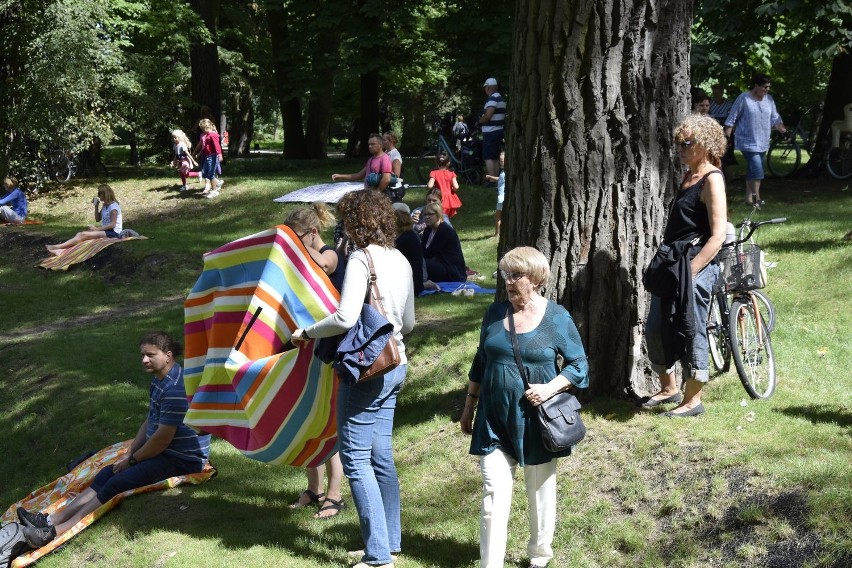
[
  {"xmin": 663, "ymin": 170, "xmax": 721, "ymax": 244},
  {"xmin": 320, "ymin": 245, "xmax": 345, "ymax": 292}
]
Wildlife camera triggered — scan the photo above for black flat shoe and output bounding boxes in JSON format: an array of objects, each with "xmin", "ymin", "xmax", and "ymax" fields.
[
  {"xmin": 663, "ymin": 403, "xmax": 705, "ymax": 418},
  {"xmin": 640, "ymin": 393, "xmax": 683, "ymax": 408}
]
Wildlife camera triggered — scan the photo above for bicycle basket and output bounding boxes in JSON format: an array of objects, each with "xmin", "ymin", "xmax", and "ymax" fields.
[{"xmin": 717, "ymin": 243, "xmax": 767, "ymax": 292}]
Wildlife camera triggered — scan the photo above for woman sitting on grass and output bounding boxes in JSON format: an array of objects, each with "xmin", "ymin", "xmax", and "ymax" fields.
[{"xmin": 46, "ymin": 184, "xmax": 123, "ymax": 255}]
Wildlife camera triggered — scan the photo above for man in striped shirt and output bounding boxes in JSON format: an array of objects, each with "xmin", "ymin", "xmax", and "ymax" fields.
[
  {"xmin": 478, "ymin": 77, "xmax": 507, "ymax": 178},
  {"xmin": 16, "ymin": 332, "xmax": 211, "ymax": 541}
]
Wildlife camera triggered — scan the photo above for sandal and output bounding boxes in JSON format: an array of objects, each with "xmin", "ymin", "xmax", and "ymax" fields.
[
  {"xmin": 288, "ymin": 489, "xmax": 325, "ymax": 509},
  {"xmin": 314, "ymin": 497, "xmax": 345, "ymax": 519}
]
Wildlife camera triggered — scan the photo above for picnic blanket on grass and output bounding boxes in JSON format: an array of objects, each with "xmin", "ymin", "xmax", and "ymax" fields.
[
  {"xmin": 37, "ymin": 236, "xmax": 147, "ymax": 271},
  {"xmin": 184, "ymin": 224, "xmax": 341, "ymax": 467},
  {"xmin": 1, "ymin": 440, "xmax": 216, "ymax": 568},
  {"xmin": 273, "ymin": 181, "xmax": 364, "ymax": 204},
  {"xmin": 419, "ymin": 281, "xmax": 496, "ymax": 296},
  {"xmin": 1, "ymin": 219, "xmax": 43, "ymax": 225}
]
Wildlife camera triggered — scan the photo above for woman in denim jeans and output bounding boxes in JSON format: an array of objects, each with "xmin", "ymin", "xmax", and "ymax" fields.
[
  {"xmin": 643, "ymin": 114, "xmax": 728, "ymax": 417},
  {"xmin": 293, "ymin": 190, "xmax": 415, "ymax": 568}
]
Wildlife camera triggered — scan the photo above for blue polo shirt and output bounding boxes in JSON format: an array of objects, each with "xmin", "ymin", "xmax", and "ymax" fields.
[
  {"xmin": 0, "ymin": 187, "xmax": 27, "ymax": 218},
  {"xmin": 147, "ymin": 363, "xmax": 210, "ymax": 463}
]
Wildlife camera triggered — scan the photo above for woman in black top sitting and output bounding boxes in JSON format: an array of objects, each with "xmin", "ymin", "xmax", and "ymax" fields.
[
  {"xmin": 420, "ymin": 201, "xmax": 466, "ymax": 286},
  {"xmin": 392, "ymin": 202, "xmax": 425, "ymax": 296}
]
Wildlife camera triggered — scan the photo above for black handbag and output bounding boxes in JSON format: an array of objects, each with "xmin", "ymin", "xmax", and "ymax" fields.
[{"xmin": 507, "ymin": 307, "xmax": 586, "ymax": 451}]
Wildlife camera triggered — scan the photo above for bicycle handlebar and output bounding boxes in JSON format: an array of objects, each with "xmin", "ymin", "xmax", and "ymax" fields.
[{"xmin": 726, "ymin": 217, "xmax": 787, "ymax": 247}]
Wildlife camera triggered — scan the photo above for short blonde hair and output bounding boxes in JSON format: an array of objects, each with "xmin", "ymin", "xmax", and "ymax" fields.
[
  {"xmin": 674, "ymin": 114, "xmax": 727, "ymax": 168},
  {"xmin": 423, "ymin": 201, "xmax": 443, "ymax": 218},
  {"xmin": 498, "ymin": 247, "xmax": 550, "ymax": 288}
]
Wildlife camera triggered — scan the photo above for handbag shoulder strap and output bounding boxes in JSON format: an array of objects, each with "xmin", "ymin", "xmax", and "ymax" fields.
[
  {"xmin": 506, "ymin": 307, "xmax": 532, "ymax": 390},
  {"xmin": 361, "ymin": 248, "xmax": 388, "ymax": 316}
]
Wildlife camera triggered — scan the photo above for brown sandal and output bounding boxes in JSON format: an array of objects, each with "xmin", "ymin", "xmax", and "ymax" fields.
[
  {"xmin": 314, "ymin": 497, "xmax": 345, "ymax": 519},
  {"xmin": 289, "ymin": 489, "xmax": 324, "ymax": 509}
]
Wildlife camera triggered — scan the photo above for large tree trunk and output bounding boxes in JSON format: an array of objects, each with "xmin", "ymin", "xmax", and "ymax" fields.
[
  {"xmin": 266, "ymin": 2, "xmax": 307, "ymax": 159},
  {"xmin": 400, "ymin": 92, "xmax": 427, "ymax": 159},
  {"xmin": 0, "ymin": 2, "xmax": 23, "ymax": 174},
  {"xmin": 229, "ymin": 86, "xmax": 254, "ymax": 156},
  {"xmin": 358, "ymin": 69, "xmax": 381, "ymax": 158},
  {"xmin": 304, "ymin": 26, "xmax": 342, "ymax": 160},
  {"xmin": 801, "ymin": 53, "xmax": 852, "ymax": 176},
  {"xmin": 505, "ymin": 0, "xmax": 694, "ymax": 397},
  {"xmin": 190, "ymin": 0, "xmax": 222, "ymax": 126}
]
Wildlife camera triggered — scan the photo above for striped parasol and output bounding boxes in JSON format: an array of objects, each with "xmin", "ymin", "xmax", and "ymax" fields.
[{"xmin": 184, "ymin": 225, "xmax": 340, "ymax": 467}]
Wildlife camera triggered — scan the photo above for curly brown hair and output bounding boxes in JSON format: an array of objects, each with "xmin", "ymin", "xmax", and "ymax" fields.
[
  {"xmin": 338, "ymin": 189, "xmax": 397, "ymax": 248},
  {"xmin": 674, "ymin": 114, "xmax": 727, "ymax": 168}
]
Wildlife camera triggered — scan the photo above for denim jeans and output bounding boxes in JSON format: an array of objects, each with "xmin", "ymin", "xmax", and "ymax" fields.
[
  {"xmin": 337, "ymin": 364, "xmax": 406, "ymax": 565},
  {"xmin": 90, "ymin": 453, "xmax": 203, "ymax": 504},
  {"xmin": 742, "ymin": 150, "xmax": 765, "ymax": 180},
  {"xmin": 645, "ymin": 263, "xmax": 719, "ymax": 382}
]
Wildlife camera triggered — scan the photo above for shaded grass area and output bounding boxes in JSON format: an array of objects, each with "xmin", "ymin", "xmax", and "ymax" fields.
[{"xmin": 0, "ymin": 159, "xmax": 850, "ymax": 567}]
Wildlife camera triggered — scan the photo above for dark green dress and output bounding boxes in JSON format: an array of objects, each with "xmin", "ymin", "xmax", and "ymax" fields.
[{"xmin": 468, "ymin": 300, "xmax": 589, "ymax": 465}]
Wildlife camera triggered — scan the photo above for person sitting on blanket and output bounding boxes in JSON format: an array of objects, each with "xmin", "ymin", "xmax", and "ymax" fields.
[
  {"xmin": 45, "ymin": 184, "xmax": 123, "ymax": 256},
  {"xmin": 420, "ymin": 201, "xmax": 467, "ymax": 290},
  {"xmin": 16, "ymin": 331, "xmax": 211, "ymax": 541},
  {"xmin": 0, "ymin": 175, "xmax": 27, "ymax": 224}
]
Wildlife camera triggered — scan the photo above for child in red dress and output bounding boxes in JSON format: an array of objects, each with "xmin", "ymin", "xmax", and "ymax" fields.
[{"xmin": 427, "ymin": 152, "xmax": 461, "ymax": 217}]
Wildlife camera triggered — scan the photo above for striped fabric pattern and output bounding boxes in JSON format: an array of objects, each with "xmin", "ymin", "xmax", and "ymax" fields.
[
  {"xmin": 184, "ymin": 225, "xmax": 341, "ymax": 467},
  {"xmin": 37, "ymin": 236, "xmax": 147, "ymax": 271}
]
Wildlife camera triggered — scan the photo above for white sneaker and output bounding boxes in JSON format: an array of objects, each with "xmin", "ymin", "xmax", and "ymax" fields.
[
  {"xmin": 348, "ymin": 550, "xmax": 398, "ymax": 563},
  {"xmin": 216, "ymin": 179, "xmax": 224, "ymax": 190},
  {"xmin": 205, "ymin": 189, "xmax": 220, "ymax": 199},
  {"xmin": 179, "ymin": 185, "xmax": 188, "ymax": 192},
  {"xmin": 201, "ymin": 186, "xmax": 211, "ymax": 195}
]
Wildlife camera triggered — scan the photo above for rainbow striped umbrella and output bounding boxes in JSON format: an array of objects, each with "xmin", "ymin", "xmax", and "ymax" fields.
[{"xmin": 184, "ymin": 225, "xmax": 340, "ymax": 467}]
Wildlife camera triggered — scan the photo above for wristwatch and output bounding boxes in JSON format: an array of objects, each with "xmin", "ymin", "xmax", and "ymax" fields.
[{"xmin": 128, "ymin": 454, "xmax": 138, "ymax": 466}]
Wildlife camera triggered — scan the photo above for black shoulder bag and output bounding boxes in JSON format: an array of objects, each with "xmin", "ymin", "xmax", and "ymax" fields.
[{"xmin": 507, "ymin": 308, "xmax": 586, "ymax": 451}]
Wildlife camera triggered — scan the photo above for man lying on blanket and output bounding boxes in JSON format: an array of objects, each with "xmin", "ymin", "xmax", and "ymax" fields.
[{"xmin": 15, "ymin": 331, "xmax": 211, "ymax": 543}]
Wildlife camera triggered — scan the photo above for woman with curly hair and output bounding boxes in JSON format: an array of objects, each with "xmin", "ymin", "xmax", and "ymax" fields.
[
  {"xmin": 642, "ymin": 113, "xmax": 727, "ymax": 417},
  {"xmin": 292, "ymin": 190, "xmax": 414, "ymax": 568}
]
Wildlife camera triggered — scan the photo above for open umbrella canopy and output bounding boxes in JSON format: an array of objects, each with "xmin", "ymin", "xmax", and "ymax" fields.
[{"xmin": 184, "ymin": 225, "xmax": 340, "ymax": 467}]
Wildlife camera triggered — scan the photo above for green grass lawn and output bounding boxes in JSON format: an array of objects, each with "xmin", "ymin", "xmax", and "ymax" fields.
[{"xmin": 0, "ymin": 158, "xmax": 850, "ymax": 567}]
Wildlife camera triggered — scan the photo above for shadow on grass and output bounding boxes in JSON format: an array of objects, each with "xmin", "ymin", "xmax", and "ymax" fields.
[{"xmin": 776, "ymin": 405, "xmax": 852, "ymax": 427}]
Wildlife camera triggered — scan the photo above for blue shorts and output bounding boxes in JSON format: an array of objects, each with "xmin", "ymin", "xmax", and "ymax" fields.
[
  {"xmin": 742, "ymin": 151, "xmax": 765, "ymax": 181},
  {"xmin": 90, "ymin": 453, "xmax": 203, "ymax": 504},
  {"xmin": 482, "ymin": 131, "xmax": 504, "ymax": 161},
  {"xmin": 201, "ymin": 155, "xmax": 219, "ymax": 180},
  {"xmin": 104, "ymin": 229, "xmax": 120, "ymax": 238}
]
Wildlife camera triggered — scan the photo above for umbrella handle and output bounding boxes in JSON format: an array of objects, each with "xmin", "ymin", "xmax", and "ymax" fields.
[{"xmin": 234, "ymin": 306, "xmax": 263, "ymax": 351}]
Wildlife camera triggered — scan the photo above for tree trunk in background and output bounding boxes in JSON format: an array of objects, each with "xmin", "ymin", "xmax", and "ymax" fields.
[
  {"xmin": 358, "ymin": 69, "xmax": 380, "ymax": 158},
  {"xmin": 304, "ymin": 25, "xmax": 342, "ymax": 159},
  {"xmin": 128, "ymin": 130, "xmax": 140, "ymax": 166},
  {"xmin": 229, "ymin": 86, "xmax": 254, "ymax": 156},
  {"xmin": 400, "ymin": 92, "xmax": 427, "ymax": 160},
  {"xmin": 266, "ymin": 2, "xmax": 307, "ymax": 159},
  {"xmin": 190, "ymin": 0, "xmax": 222, "ymax": 126},
  {"xmin": 504, "ymin": 0, "xmax": 693, "ymax": 397},
  {"xmin": 802, "ymin": 53, "xmax": 852, "ymax": 176}
]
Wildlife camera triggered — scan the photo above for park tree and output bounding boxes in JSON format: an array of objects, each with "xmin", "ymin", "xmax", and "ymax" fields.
[
  {"xmin": 503, "ymin": 0, "xmax": 694, "ymax": 397},
  {"xmin": 190, "ymin": 0, "xmax": 223, "ymax": 129}
]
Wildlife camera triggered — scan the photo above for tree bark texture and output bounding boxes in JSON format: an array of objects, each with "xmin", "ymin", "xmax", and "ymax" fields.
[
  {"xmin": 505, "ymin": 0, "xmax": 693, "ymax": 397},
  {"xmin": 190, "ymin": 0, "xmax": 223, "ymax": 127},
  {"xmin": 229, "ymin": 85, "xmax": 254, "ymax": 156},
  {"xmin": 358, "ymin": 69, "xmax": 381, "ymax": 158},
  {"xmin": 304, "ymin": 27, "xmax": 342, "ymax": 159}
]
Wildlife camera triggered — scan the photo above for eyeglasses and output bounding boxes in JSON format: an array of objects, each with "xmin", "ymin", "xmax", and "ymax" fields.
[
  {"xmin": 677, "ymin": 140, "xmax": 696, "ymax": 149},
  {"xmin": 500, "ymin": 270, "xmax": 526, "ymax": 282},
  {"xmin": 297, "ymin": 230, "xmax": 311, "ymax": 241}
]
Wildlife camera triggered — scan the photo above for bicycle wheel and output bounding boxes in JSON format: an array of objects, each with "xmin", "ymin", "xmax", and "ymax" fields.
[
  {"xmin": 49, "ymin": 149, "xmax": 74, "ymax": 183},
  {"xmin": 463, "ymin": 164, "xmax": 483, "ymax": 185},
  {"xmin": 707, "ymin": 294, "xmax": 731, "ymax": 373},
  {"xmin": 729, "ymin": 297, "xmax": 776, "ymax": 399},
  {"xmin": 416, "ymin": 151, "xmax": 437, "ymax": 184},
  {"xmin": 826, "ymin": 140, "xmax": 852, "ymax": 180},
  {"xmin": 751, "ymin": 289, "xmax": 776, "ymax": 334},
  {"xmin": 766, "ymin": 137, "xmax": 800, "ymax": 178}
]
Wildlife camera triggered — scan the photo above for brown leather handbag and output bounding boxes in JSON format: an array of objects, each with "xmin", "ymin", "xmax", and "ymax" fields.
[{"xmin": 358, "ymin": 249, "xmax": 401, "ymax": 382}]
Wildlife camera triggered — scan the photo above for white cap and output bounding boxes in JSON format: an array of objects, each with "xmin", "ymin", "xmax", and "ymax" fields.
[
  {"xmin": 483, "ymin": 77, "xmax": 498, "ymax": 87},
  {"xmin": 392, "ymin": 202, "xmax": 411, "ymax": 214}
]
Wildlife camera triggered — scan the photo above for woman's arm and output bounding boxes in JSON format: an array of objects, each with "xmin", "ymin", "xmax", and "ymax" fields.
[
  {"xmin": 306, "ymin": 246, "xmax": 339, "ymax": 275},
  {"xmin": 391, "ymin": 158, "xmax": 402, "ymax": 177},
  {"xmin": 301, "ymin": 251, "xmax": 371, "ymax": 338},
  {"xmin": 693, "ymin": 174, "xmax": 727, "ymax": 276},
  {"xmin": 459, "ymin": 380, "xmax": 481, "ymax": 434}
]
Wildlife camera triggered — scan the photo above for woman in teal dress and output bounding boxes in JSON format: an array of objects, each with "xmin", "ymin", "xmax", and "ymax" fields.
[{"xmin": 460, "ymin": 246, "xmax": 588, "ymax": 568}]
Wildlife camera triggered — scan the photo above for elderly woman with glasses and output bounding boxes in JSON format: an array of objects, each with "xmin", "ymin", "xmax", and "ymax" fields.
[
  {"xmin": 460, "ymin": 246, "xmax": 589, "ymax": 568},
  {"xmin": 419, "ymin": 201, "xmax": 466, "ymax": 286}
]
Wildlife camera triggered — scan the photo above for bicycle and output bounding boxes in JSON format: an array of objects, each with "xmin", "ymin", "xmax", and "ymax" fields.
[
  {"xmin": 826, "ymin": 131, "xmax": 852, "ymax": 180},
  {"xmin": 45, "ymin": 145, "xmax": 76, "ymax": 183},
  {"xmin": 416, "ymin": 126, "xmax": 483, "ymax": 185},
  {"xmin": 706, "ymin": 206, "xmax": 786, "ymax": 398}
]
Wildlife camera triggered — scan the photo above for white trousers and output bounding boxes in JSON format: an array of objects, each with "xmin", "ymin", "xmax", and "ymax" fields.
[{"xmin": 479, "ymin": 449, "xmax": 557, "ymax": 568}]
